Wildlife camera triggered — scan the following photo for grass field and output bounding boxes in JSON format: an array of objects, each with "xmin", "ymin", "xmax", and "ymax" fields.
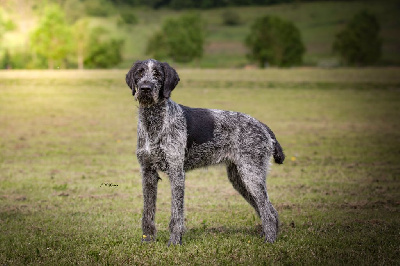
[{"xmin": 0, "ymin": 67, "xmax": 400, "ymax": 264}]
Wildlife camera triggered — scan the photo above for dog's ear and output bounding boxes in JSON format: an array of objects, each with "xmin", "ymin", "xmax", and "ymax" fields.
[
  {"xmin": 126, "ymin": 60, "xmax": 142, "ymax": 95},
  {"xmin": 161, "ymin": 62, "xmax": 180, "ymax": 99}
]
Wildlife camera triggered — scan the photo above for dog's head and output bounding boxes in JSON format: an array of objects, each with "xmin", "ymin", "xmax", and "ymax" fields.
[{"xmin": 126, "ymin": 59, "xmax": 180, "ymax": 106}]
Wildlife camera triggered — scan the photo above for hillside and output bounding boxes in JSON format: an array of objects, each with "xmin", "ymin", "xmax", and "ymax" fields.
[{"xmin": 1, "ymin": 0, "xmax": 400, "ymax": 68}]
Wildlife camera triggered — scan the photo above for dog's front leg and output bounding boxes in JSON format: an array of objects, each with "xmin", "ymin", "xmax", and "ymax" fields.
[
  {"xmin": 141, "ymin": 166, "xmax": 159, "ymax": 242},
  {"xmin": 167, "ymin": 168, "xmax": 185, "ymax": 245}
]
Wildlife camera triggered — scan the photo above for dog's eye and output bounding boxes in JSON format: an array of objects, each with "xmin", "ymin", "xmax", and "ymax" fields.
[
  {"xmin": 137, "ymin": 69, "xmax": 145, "ymax": 78},
  {"xmin": 153, "ymin": 71, "xmax": 161, "ymax": 79}
]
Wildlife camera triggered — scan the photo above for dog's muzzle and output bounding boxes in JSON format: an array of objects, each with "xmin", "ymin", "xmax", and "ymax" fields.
[
  {"xmin": 139, "ymin": 84, "xmax": 153, "ymax": 94},
  {"xmin": 136, "ymin": 84, "xmax": 157, "ymax": 105}
]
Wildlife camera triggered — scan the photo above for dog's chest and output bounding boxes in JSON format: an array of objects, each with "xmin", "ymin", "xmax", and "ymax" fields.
[
  {"xmin": 136, "ymin": 124, "xmax": 186, "ymax": 172},
  {"xmin": 136, "ymin": 126, "xmax": 168, "ymax": 170},
  {"xmin": 136, "ymin": 101, "xmax": 187, "ymax": 171}
]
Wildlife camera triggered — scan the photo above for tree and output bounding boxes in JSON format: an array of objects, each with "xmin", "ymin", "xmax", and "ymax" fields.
[
  {"xmin": 30, "ymin": 5, "xmax": 72, "ymax": 69},
  {"xmin": 63, "ymin": 0, "xmax": 86, "ymax": 23},
  {"xmin": 169, "ymin": 0, "xmax": 194, "ymax": 9},
  {"xmin": 245, "ymin": 15, "xmax": 305, "ymax": 68},
  {"xmin": 0, "ymin": 7, "xmax": 16, "ymax": 68},
  {"xmin": 72, "ymin": 19, "xmax": 90, "ymax": 69},
  {"xmin": 146, "ymin": 14, "xmax": 205, "ymax": 63},
  {"xmin": 118, "ymin": 10, "xmax": 138, "ymax": 26},
  {"xmin": 333, "ymin": 10, "xmax": 381, "ymax": 66},
  {"xmin": 84, "ymin": 0, "xmax": 114, "ymax": 17},
  {"xmin": 2, "ymin": 49, "xmax": 11, "ymax": 69},
  {"xmin": 222, "ymin": 9, "xmax": 242, "ymax": 26},
  {"xmin": 146, "ymin": 31, "xmax": 169, "ymax": 60},
  {"xmin": 84, "ymin": 27, "xmax": 124, "ymax": 68},
  {"xmin": 0, "ymin": 8, "xmax": 15, "ymax": 44}
]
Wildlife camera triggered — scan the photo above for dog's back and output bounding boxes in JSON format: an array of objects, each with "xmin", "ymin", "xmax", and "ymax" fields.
[{"xmin": 179, "ymin": 102, "xmax": 285, "ymax": 171}]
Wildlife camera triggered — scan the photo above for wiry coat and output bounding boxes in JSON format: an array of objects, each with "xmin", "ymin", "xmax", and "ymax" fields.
[{"xmin": 126, "ymin": 59, "xmax": 285, "ymax": 245}]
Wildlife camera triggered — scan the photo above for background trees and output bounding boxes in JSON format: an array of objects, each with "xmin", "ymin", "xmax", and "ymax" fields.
[
  {"xmin": 29, "ymin": 4, "xmax": 123, "ymax": 69},
  {"xmin": 146, "ymin": 14, "xmax": 205, "ymax": 63},
  {"xmin": 72, "ymin": 19, "xmax": 90, "ymax": 70},
  {"xmin": 123, "ymin": 0, "xmax": 295, "ymax": 9},
  {"xmin": 333, "ymin": 11, "xmax": 381, "ymax": 66},
  {"xmin": 30, "ymin": 5, "xmax": 73, "ymax": 69},
  {"xmin": 0, "ymin": 0, "xmax": 393, "ymax": 69},
  {"xmin": 245, "ymin": 15, "xmax": 305, "ymax": 67},
  {"xmin": 84, "ymin": 27, "xmax": 124, "ymax": 68},
  {"xmin": 0, "ymin": 8, "xmax": 16, "ymax": 69},
  {"xmin": 0, "ymin": 8, "xmax": 15, "ymax": 44}
]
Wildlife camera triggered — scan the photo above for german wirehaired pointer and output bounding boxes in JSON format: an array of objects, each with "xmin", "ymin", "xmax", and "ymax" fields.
[{"xmin": 126, "ymin": 59, "xmax": 285, "ymax": 245}]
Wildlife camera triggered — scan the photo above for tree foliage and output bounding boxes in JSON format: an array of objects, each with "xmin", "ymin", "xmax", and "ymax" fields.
[
  {"xmin": 117, "ymin": 0, "xmax": 293, "ymax": 9},
  {"xmin": 333, "ymin": 10, "xmax": 381, "ymax": 66},
  {"xmin": 84, "ymin": 0, "xmax": 115, "ymax": 17},
  {"xmin": 0, "ymin": 7, "xmax": 16, "ymax": 50},
  {"xmin": 72, "ymin": 19, "xmax": 91, "ymax": 69},
  {"xmin": 63, "ymin": 0, "xmax": 86, "ymax": 23},
  {"xmin": 84, "ymin": 27, "xmax": 124, "ymax": 68},
  {"xmin": 1, "ymin": 49, "xmax": 11, "ymax": 69},
  {"xmin": 146, "ymin": 14, "xmax": 205, "ymax": 63},
  {"xmin": 30, "ymin": 5, "xmax": 73, "ymax": 69},
  {"xmin": 222, "ymin": 9, "xmax": 242, "ymax": 26},
  {"xmin": 28, "ymin": 4, "xmax": 124, "ymax": 69},
  {"xmin": 245, "ymin": 15, "xmax": 305, "ymax": 67}
]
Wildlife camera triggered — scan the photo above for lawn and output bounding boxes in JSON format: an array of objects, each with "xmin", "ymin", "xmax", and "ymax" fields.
[{"xmin": 0, "ymin": 67, "xmax": 399, "ymax": 264}]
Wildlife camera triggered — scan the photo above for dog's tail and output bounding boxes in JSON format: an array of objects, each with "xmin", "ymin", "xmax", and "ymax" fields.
[
  {"xmin": 273, "ymin": 140, "xmax": 285, "ymax": 164},
  {"xmin": 262, "ymin": 123, "xmax": 285, "ymax": 164}
]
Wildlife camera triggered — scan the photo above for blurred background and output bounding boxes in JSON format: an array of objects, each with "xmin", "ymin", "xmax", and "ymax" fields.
[
  {"xmin": 0, "ymin": 0, "xmax": 399, "ymax": 69},
  {"xmin": 1, "ymin": 1, "xmax": 400, "ymax": 264}
]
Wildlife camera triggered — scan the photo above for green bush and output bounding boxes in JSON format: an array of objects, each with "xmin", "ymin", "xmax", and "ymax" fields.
[
  {"xmin": 146, "ymin": 31, "xmax": 169, "ymax": 60},
  {"xmin": 30, "ymin": 4, "xmax": 73, "ymax": 69},
  {"xmin": 222, "ymin": 10, "xmax": 241, "ymax": 26},
  {"xmin": 1, "ymin": 49, "xmax": 11, "ymax": 69},
  {"xmin": 1, "ymin": 50, "xmax": 47, "ymax": 69},
  {"xmin": 85, "ymin": 39, "xmax": 124, "ymax": 68},
  {"xmin": 84, "ymin": 0, "xmax": 114, "ymax": 17},
  {"xmin": 63, "ymin": 0, "xmax": 86, "ymax": 23},
  {"xmin": 333, "ymin": 10, "xmax": 381, "ymax": 66},
  {"xmin": 118, "ymin": 10, "xmax": 138, "ymax": 26},
  {"xmin": 245, "ymin": 15, "xmax": 305, "ymax": 68},
  {"xmin": 0, "ymin": 7, "xmax": 16, "ymax": 39},
  {"xmin": 84, "ymin": 27, "xmax": 124, "ymax": 68},
  {"xmin": 146, "ymin": 14, "xmax": 205, "ymax": 63}
]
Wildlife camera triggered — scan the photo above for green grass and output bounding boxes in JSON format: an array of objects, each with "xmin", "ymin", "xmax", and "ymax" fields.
[
  {"xmin": 0, "ymin": 68, "xmax": 400, "ymax": 264},
  {"xmin": 2, "ymin": 1, "xmax": 400, "ymax": 68}
]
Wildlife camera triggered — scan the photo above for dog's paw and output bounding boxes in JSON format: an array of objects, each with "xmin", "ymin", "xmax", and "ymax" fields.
[
  {"xmin": 264, "ymin": 223, "xmax": 278, "ymax": 243},
  {"xmin": 263, "ymin": 216, "xmax": 279, "ymax": 243},
  {"xmin": 167, "ymin": 234, "xmax": 182, "ymax": 246},
  {"xmin": 265, "ymin": 234, "xmax": 276, "ymax": 243}
]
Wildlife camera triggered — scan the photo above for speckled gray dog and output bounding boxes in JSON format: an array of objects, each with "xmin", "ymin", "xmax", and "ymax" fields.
[{"xmin": 126, "ymin": 59, "xmax": 285, "ymax": 245}]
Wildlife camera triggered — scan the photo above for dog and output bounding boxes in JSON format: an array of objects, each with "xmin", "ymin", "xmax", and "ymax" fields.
[{"xmin": 126, "ymin": 59, "xmax": 285, "ymax": 245}]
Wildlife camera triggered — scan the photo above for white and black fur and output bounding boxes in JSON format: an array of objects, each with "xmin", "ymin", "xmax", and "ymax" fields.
[{"xmin": 126, "ymin": 59, "xmax": 285, "ymax": 245}]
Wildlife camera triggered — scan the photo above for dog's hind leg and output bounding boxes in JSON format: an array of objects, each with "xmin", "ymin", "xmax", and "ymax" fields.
[
  {"xmin": 226, "ymin": 162, "xmax": 260, "ymax": 217},
  {"xmin": 141, "ymin": 167, "xmax": 160, "ymax": 242},
  {"xmin": 235, "ymin": 163, "xmax": 279, "ymax": 243}
]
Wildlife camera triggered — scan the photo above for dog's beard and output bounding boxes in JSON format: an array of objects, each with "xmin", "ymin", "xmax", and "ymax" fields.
[{"xmin": 135, "ymin": 91, "xmax": 158, "ymax": 107}]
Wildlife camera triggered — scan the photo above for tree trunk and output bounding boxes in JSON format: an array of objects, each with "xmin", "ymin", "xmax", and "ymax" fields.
[
  {"xmin": 78, "ymin": 53, "xmax": 84, "ymax": 70},
  {"xmin": 48, "ymin": 59, "xmax": 54, "ymax": 69}
]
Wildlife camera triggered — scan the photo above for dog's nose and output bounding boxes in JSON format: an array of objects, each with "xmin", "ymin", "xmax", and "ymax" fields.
[{"xmin": 140, "ymin": 85, "xmax": 152, "ymax": 92}]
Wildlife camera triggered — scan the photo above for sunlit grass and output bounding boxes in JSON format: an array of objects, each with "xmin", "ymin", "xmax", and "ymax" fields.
[{"xmin": 0, "ymin": 68, "xmax": 399, "ymax": 264}]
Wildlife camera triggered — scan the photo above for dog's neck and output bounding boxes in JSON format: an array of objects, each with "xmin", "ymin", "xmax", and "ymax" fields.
[{"xmin": 138, "ymin": 99, "xmax": 169, "ymax": 136}]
